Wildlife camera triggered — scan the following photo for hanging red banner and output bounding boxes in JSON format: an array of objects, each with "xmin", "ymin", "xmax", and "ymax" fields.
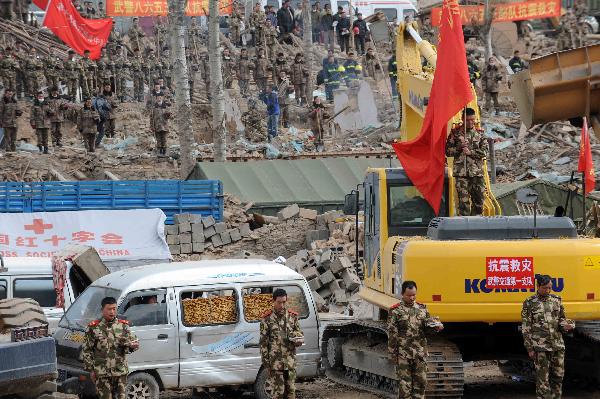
[
  {"xmin": 431, "ymin": 0, "xmax": 561, "ymax": 26},
  {"xmin": 105, "ymin": 0, "xmax": 232, "ymax": 16},
  {"xmin": 44, "ymin": 0, "xmax": 113, "ymax": 59}
]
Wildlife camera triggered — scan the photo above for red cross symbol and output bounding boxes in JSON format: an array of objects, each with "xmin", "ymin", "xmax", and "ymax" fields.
[{"xmin": 24, "ymin": 219, "xmax": 54, "ymax": 235}]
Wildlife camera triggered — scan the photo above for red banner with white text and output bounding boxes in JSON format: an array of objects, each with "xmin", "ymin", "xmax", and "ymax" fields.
[
  {"xmin": 44, "ymin": 0, "xmax": 113, "ymax": 59},
  {"xmin": 105, "ymin": 0, "xmax": 232, "ymax": 16},
  {"xmin": 431, "ymin": 0, "xmax": 561, "ymax": 26}
]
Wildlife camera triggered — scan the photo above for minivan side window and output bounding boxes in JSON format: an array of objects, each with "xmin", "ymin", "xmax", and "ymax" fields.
[
  {"xmin": 13, "ymin": 278, "xmax": 55, "ymax": 307},
  {"xmin": 242, "ymin": 285, "xmax": 309, "ymax": 322},
  {"xmin": 118, "ymin": 290, "xmax": 168, "ymax": 327},
  {"xmin": 0, "ymin": 279, "xmax": 7, "ymax": 300},
  {"xmin": 180, "ymin": 289, "xmax": 238, "ymax": 326}
]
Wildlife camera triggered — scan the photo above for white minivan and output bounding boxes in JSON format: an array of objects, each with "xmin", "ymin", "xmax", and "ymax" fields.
[{"xmin": 54, "ymin": 260, "xmax": 322, "ymax": 399}]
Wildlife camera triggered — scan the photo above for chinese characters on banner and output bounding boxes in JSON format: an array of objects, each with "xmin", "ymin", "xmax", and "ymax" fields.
[
  {"xmin": 486, "ymin": 257, "xmax": 535, "ymax": 289},
  {"xmin": 0, "ymin": 209, "xmax": 171, "ymax": 261},
  {"xmin": 106, "ymin": 0, "xmax": 231, "ymax": 16},
  {"xmin": 431, "ymin": 0, "xmax": 560, "ymax": 26}
]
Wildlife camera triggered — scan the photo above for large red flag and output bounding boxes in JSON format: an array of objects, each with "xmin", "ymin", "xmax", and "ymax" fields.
[
  {"xmin": 578, "ymin": 117, "xmax": 595, "ymax": 194},
  {"xmin": 33, "ymin": 0, "xmax": 49, "ymax": 11},
  {"xmin": 44, "ymin": 0, "xmax": 112, "ymax": 60},
  {"xmin": 392, "ymin": 0, "xmax": 473, "ymax": 215}
]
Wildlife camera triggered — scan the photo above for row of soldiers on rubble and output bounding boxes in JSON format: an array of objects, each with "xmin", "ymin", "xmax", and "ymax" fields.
[{"xmin": 0, "ymin": 83, "xmax": 120, "ymax": 154}]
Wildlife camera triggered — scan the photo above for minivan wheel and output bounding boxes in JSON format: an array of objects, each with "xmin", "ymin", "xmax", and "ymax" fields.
[
  {"xmin": 253, "ymin": 367, "xmax": 271, "ymax": 399},
  {"xmin": 126, "ymin": 372, "xmax": 159, "ymax": 399}
]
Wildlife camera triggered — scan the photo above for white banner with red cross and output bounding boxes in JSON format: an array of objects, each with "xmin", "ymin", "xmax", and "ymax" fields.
[{"xmin": 0, "ymin": 209, "xmax": 171, "ymax": 260}]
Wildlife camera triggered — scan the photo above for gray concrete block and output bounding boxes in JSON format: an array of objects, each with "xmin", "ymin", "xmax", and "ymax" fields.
[
  {"xmin": 229, "ymin": 228, "xmax": 242, "ymax": 242},
  {"xmin": 342, "ymin": 269, "xmax": 361, "ymax": 291},
  {"xmin": 192, "ymin": 231, "xmax": 205, "ymax": 243},
  {"xmin": 189, "ymin": 214, "xmax": 203, "ymax": 223},
  {"xmin": 191, "ymin": 223, "xmax": 204, "ymax": 234},
  {"xmin": 165, "ymin": 225, "xmax": 179, "ymax": 235},
  {"xmin": 317, "ymin": 286, "xmax": 332, "ymax": 299},
  {"xmin": 211, "ymin": 234, "xmax": 223, "ymax": 247},
  {"xmin": 179, "ymin": 233, "xmax": 192, "ymax": 244},
  {"xmin": 311, "ymin": 291, "xmax": 326, "ymax": 310},
  {"xmin": 305, "ymin": 229, "xmax": 330, "ymax": 248},
  {"xmin": 328, "ymin": 279, "xmax": 341, "ymax": 291},
  {"xmin": 277, "ymin": 204, "xmax": 300, "ymax": 221},
  {"xmin": 166, "ymin": 235, "xmax": 180, "ymax": 245},
  {"xmin": 301, "ymin": 266, "xmax": 319, "ymax": 280},
  {"xmin": 286, "ymin": 255, "xmax": 305, "ymax": 272},
  {"xmin": 180, "ymin": 243, "xmax": 192, "ymax": 254},
  {"xmin": 263, "ymin": 215, "xmax": 280, "ymax": 224},
  {"xmin": 334, "ymin": 289, "xmax": 348, "ymax": 305},
  {"xmin": 331, "ymin": 256, "xmax": 352, "ymax": 275},
  {"xmin": 296, "ymin": 249, "xmax": 309, "ymax": 261},
  {"xmin": 319, "ymin": 270, "xmax": 336, "ymax": 285},
  {"xmin": 204, "ymin": 226, "xmax": 216, "ymax": 238},
  {"xmin": 202, "ymin": 215, "xmax": 216, "ymax": 228},
  {"xmin": 220, "ymin": 231, "xmax": 232, "ymax": 245},
  {"xmin": 239, "ymin": 223, "xmax": 251, "ymax": 237},
  {"xmin": 192, "ymin": 242, "xmax": 205, "ymax": 253},
  {"xmin": 179, "ymin": 222, "xmax": 192, "ymax": 233},
  {"xmin": 308, "ymin": 277, "xmax": 323, "ymax": 291},
  {"xmin": 299, "ymin": 207, "xmax": 318, "ymax": 220},
  {"xmin": 174, "ymin": 213, "xmax": 190, "ymax": 224},
  {"xmin": 214, "ymin": 222, "xmax": 227, "ymax": 234},
  {"xmin": 169, "ymin": 244, "xmax": 181, "ymax": 255},
  {"xmin": 316, "ymin": 214, "xmax": 328, "ymax": 229},
  {"xmin": 320, "ymin": 249, "xmax": 333, "ymax": 270}
]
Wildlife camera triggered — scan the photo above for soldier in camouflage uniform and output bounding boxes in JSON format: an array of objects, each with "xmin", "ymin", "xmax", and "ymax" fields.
[
  {"xmin": 222, "ymin": 47, "xmax": 236, "ymax": 89},
  {"xmin": 161, "ymin": 48, "xmax": 173, "ymax": 90},
  {"xmin": 44, "ymin": 46, "xmax": 63, "ymax": 90},
  {"xmin": 128, "ymin": 17, "xmax": 146, "ymax": 52},
  {"xmin": 387, "ymin": 281, "xmax": 443, "ymax": 399},
  {"xmin": 237, "ymin": 48, "xmax": 253, "ymax": 98},
  {"xmin": 30, "ymin": 91, "xmax": 54, "ymax": 154},
  {"xmin": 259, "ymin": 288, "xmax": 304, "ymax": 399},
  {"xmin": 254, "ymin": 47, "xmax": 270, "ymax": 93},
  {"xmin": 150, "ymin": 93, "xmax": 171, "ymax": 156},
  {"xmin": 81, "ymin": 49, "xmax": 98, "ymax": 98},
  {"xmin": 77, "ymin": 97, "xmax": 100, "ymax": 152},
  {"xmin": 482, "ymin": 57, "xmax": 502, "ymax": 114},
  {"xmin": 144, "ymin": 49, "xmax": 162, "ymax": 90},
  {"xmin": 114, "ymin": 46, "xmax": 132, "ymax": 100},
  {"xmin": 0, "ymin": 88, "xmax": 22, "ymax": 152},
  {"xmin": 130, "ymin": 49, "xmax": 145, "ymax": 102},
  {"xmin": 229, "ymin": 4, "xmax": 242, "ymax": 46},
  {"xmin": 96, "ymin": 49, "xmax": 114, "ymax": 92},
  {"xmin": 48, "ymin": 86, "xmax": 69, "ymax": 147},
  {"xmin": 241, "ymin": 98, "xmax": 266, "ymax": 142},
  {"xmin": 249, "ymin": 2, "xmax": 266, "ymax": 47},
  {"xmin": 82, "ymin": 296, "xmax": 139, "ymax": 399},
  {"xmin": 25, "ymin": 47, "xmax": 45, "ymax": 98},
  {"xmin": 445, "ymin": 108, "xmax": 488, "ymax": 216},
  {"xmin": 0, "ymin": 48, "xmax": 19, "ymax": 93},
  {"xmin": 522, "ymin": 275, "xmax": 574, "ymax": 399},
  {"xmin": 64, "ymin": 50, "xmax": 81, "ymax": 102}
]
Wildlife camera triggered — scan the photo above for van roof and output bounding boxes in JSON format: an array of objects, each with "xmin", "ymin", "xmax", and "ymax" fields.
[
  {"xmin": 93, "ymin": 259, "xmax": 304, "ymax": 293},
  {"xmin": 0, "ymin": 257, "xmax": 52, "ymax": 276}
]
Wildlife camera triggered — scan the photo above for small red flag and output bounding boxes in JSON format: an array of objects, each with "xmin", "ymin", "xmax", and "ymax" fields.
[
  {"xmin": 392, "ymin": 0, "xmax": 473, "ymax": 215},
  {"xmin": 43, "ymin": 0, "xmax": 112, "ymax": 60},
  {"xmin": 577, "ymin": 117, "xmax": 595, "ymax": 194}
]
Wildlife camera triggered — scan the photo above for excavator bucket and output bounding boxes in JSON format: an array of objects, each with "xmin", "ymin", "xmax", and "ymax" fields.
[{"xmin": 511, "ymin": 44, "xmax": 600, "ymax": 128}]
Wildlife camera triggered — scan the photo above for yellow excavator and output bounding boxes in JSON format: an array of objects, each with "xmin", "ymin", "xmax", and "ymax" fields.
[{"xmin": 321, "ymin": 26, "xmax": 600, "ymax": 398}]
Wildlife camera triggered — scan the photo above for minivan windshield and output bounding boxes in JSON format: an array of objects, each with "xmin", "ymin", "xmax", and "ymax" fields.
[{"xmin": 59, "ymin": 286, "xmax": 121, "ymax": 331}]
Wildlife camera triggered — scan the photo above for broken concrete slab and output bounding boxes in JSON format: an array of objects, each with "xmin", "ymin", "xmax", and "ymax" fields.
[
  {"xmin": 319, "ymin": 270, "xmax": 336, "ymax": 285},
  {"xmin": 277, "ymin": 204, "xmax": 300, "ymax": 221},
  {"xmin": 202, "ymin": 215, "xmax": 216, "ymax": 228},
  {"xmin": 301, "ymin": 266, "xmax": 319, "ymax": 280},
  {"xmin": 299, "ymin": 208, "xmax": 318, "ymax": 220}
]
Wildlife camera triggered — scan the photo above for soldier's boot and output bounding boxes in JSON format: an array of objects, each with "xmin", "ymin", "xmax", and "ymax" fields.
[
  {"xmin": 43, "ymin": 146, "xmax": 49, "ymax": 154},
  {"xmin": 38, "ymin": 145, "xmax": 43, "ymax": 152}
]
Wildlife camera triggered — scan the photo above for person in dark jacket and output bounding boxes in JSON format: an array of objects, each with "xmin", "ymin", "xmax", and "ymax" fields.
[
  {"xmin": 352, "ymin": 13, "xmax": 369, "ymax": 55},
  {"xmin": 277, "ymin": 0, "xmax": 295, "ymax": 36},
  {"xmin": 260, "ymin": 86, "xmax": 280, "ymax": 141},
  {"xmin": 336, "ymin": 10, "xmax": 351, "ymax": 54},
  {"xmin": 321, "ymin": 5, "xmax": 335, "ymax": 50},
  {"xmin": 509, "ymin": 50, "xmax": 527, "ymax": 73}
]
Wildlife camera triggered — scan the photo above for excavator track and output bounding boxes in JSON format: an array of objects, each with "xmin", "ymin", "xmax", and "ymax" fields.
[{"xmin": 324, "ymin": 320, "xmax": 464, "ymax": 398}]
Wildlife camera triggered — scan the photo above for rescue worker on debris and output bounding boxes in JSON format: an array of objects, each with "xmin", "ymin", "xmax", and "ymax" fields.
[
  {"xmin": 82, "ymin": 297, "xmax": 139, "ymax": 399},
  {"xmin": 95, "ymin": 83, "xmax": 118, "ymax": 146},
  {"xmin": 309, "ymin": 96, "xmax": 330, "ymax": 152},
  {"xmin": 44, "ymin": 46, "xmax": 63, "ymax": 90},
  {"xmin": 352, "ymin": 13, "xmax": 369, "ymax": 55},
  {"xmin": 445, "ymin": 107, "xmax": 487, "ymax": 216},
  {"xmin": 128, "ymin": 17, "xmax": 146, "ymax": 52},
  {"xmin": 150, "ymin": 93, "xmax": 171, "ymax": 156},
  {"xmin": 388, "ymin": 281, "xmax": 443, "ymax": 399},
  {"xmin": 343, "ymin": 51, "xmax": 362, "ymax": 88},
  {"xmin": 0, "ymin": 48, "xmax": 19, "ymax": 95},
  {"xmin": 81, "ymin": 49, "xmax": 97, "ymax": 98},
  {"xmin": 30, "ymin": 90, "xmax": 54, "ymax": 154},
  {"xmin": 0, "ymin": 88, "xmax": 22, "ymax": 152},
  {"xmin": 277, "ymin": 70, "xmax": 293, "ymax": 129},
  {"xmin": 508, "ymin": 50, "xmax": 527, "ymax": 73},
  {"xmin": 77, "ymin": 97, "xmax": 101, "ymax": 153},
  {"xmin": 290, "ymin": 53, "xmax": 309, "ymax": 105},
  {"xmin": 254, "ymin": 47, "xmax": 270, "ymax": 93},
  {"xmin": 337, "ymin": 10, "xmax": 351, "ymax": 54},
  {"xmin": 237, "ymin": 48, "xmax": 253, "ymax": 98},
  {"xmin": 25, "ymin": 47, "xmax": 44, "ymax": 98},
  {"xmin": 521, "ymin": 274, "xmax": 575, "ymax": 399},
  {"xmin": 272, "ymin": 52, "xmax": 290, "ymax": 85},
  {"xmin": 363, "ymin": 47, "xmax": 380, "ymax": 80},
  {"xmin": 48, "ymin": 86, "xmax": 69, "ymax": 148},
  {"xmin": 229, "ymin": 3, "xmax": 242, "ymax": 46},
  {"xmin": 482, "ymin": 56, "xmax": 502, "ymax": 115},
  {"xmin": 131, "ymin": 48, "xmax": 145, "ymax": 102},
  {"xmin": 388, "ymin": 55, "xmax": 398, "ymax": 99},
  {"xmin": 260, "ymin": 85, "xmax": 280, "ymax": 141},
  {"xmin": 467, "ymin": 54, "xmax": 481, "ymax": 85},
  {"xmin": 323, "ymin": 54, "xmax": 343, "ymax": 102},
  {"xmin": 260, "ymin": 288, "xmax": 304, "ymax": 399},
  {"xmin": 222, "ymin": 47, "xmax": 236, "ymax": 90},
  {"xmin": 64, "ymin": 50, "xmax": 81, "ymax": 102}
]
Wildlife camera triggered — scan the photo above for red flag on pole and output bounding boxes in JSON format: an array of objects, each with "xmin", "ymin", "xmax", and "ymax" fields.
[
  {"xmin": 33, "ymin": 0, "xmax": 49, "ymax": 11},
  {"xmin": 578, "ymin": 117, "xmax": 595, "ymax": 194},
  {"xmin": 392, "ymin": 0, "xmax": 473, "ymax": 215},
  {"xmin": 43, "ymin": 0, "xmax": 112, "ymax": 60}
]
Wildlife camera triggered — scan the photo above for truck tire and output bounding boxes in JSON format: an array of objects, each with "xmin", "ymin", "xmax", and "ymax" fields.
[
  {"xmin": 0, "ymin": 298, "xmax": 47, "ymax": 331},
  {"xmin": 127, "ymin": 372, "xmax": 159, "ymax": 399},
  {"xmin": 253, "ymin": 367, "xmax": 271, "ymax": 399}
]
